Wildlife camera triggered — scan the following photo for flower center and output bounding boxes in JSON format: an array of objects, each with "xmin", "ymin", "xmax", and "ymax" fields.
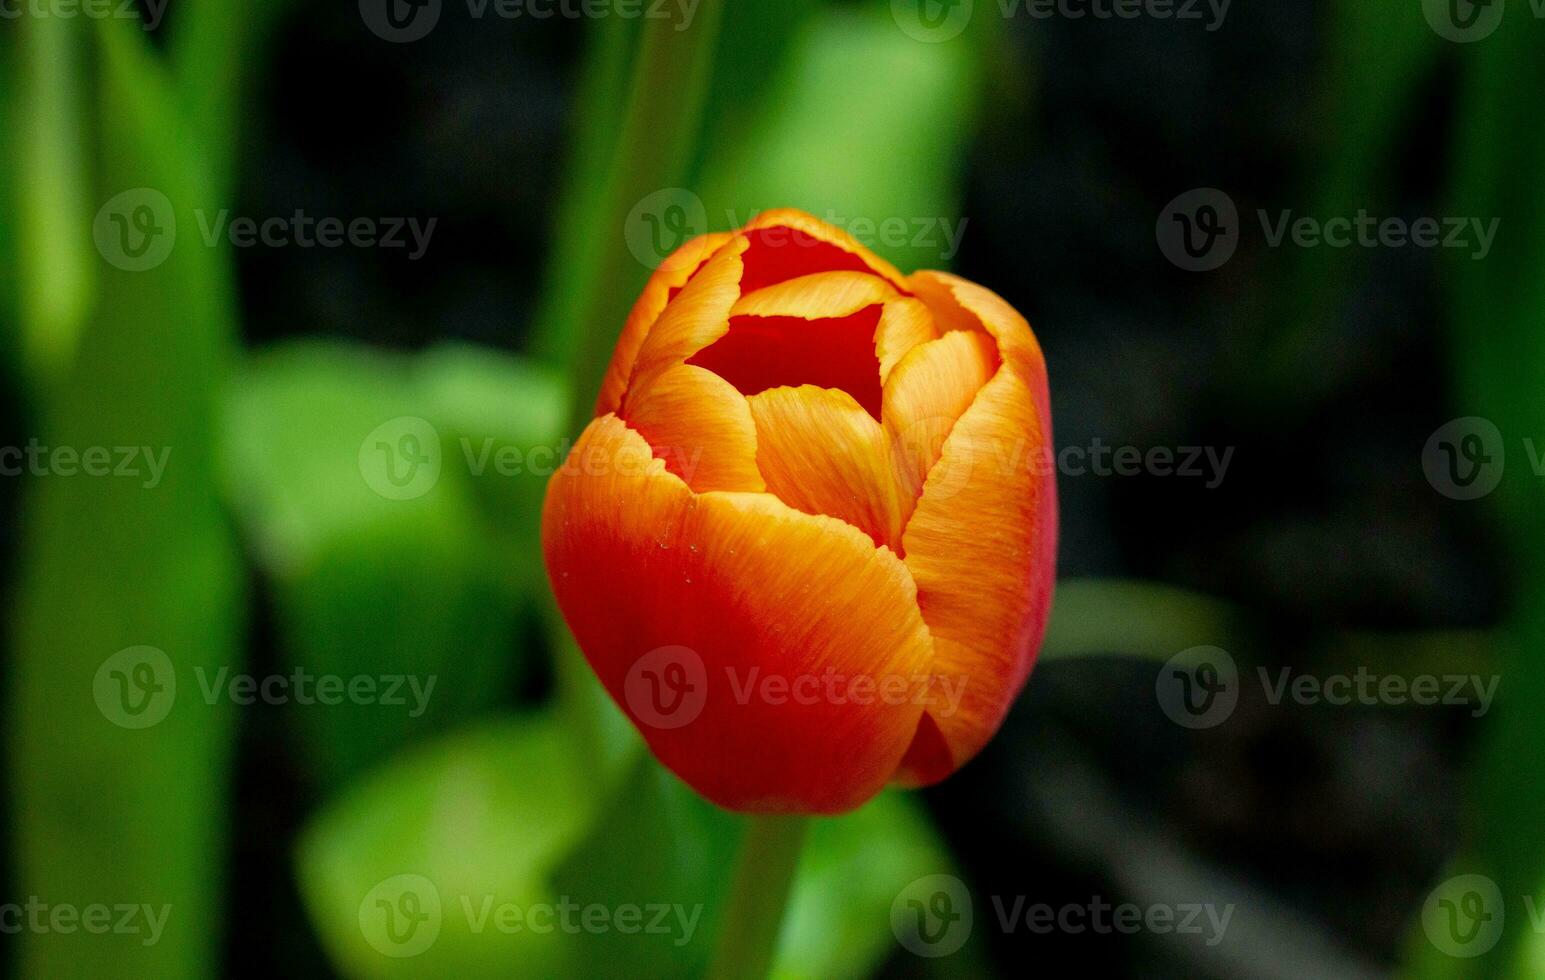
[{"xmin": 687, "ymin": 307, "xmax": 885, "ymax": 420}]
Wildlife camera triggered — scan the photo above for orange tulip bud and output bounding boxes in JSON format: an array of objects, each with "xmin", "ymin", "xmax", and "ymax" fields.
[{"xmin": 543, "ymin": 209, "xmax": 1056, "ymax": 814}]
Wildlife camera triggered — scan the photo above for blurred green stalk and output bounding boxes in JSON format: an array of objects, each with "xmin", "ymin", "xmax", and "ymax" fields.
[
  {"xmin": 552, "ymin": 0, "xmax": 724, "ymax": 435},
  {"xmin": 706, "ymin": 815, "xmax": 808, "ymax": 980}
]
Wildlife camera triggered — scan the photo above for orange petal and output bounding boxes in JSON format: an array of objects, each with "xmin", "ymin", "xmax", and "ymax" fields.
[
  {"xmin": 625, "ymin": 235, "xmax": 750, "ymax": 399},
  {"xmin": 875, "ymin": 297, "xmax": 940, "ymax": 384},
  {"xmin": 739, "ymin": 208, "xmax": 910, "ymax": 293},
  {"xmin": 730, "ymin": 270, "xmax": 895, "ymax": 319},
  {"xmin": 621, "ymin": 364, "xmax": 764, "ymax": 492},
  {"xmin": 896, "ymin": 365, "xmax": 1057, "ymax": 785},
  {"xmin": 597, "ymin": 233, "xmax": 732, "ymax": 417},
  {"xmin": 882, "ymin": 328, "xmax": 999, "ymax": 521},
  {"xmin": 543, "ymin": 414, "xmax": 934, "ymax": 814},
  {"xmin": 909, "ymin": 270, "xmax": 1048, "ymax": 394},
  {"xmin": 747, "ymin": 385, "xmax": 904, "ymax": 551}
]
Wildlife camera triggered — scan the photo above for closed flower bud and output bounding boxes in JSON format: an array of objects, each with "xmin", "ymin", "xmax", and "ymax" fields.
[{"xmin": 543, "ymin": 209, "xmax": 1056, "ymax": 814}]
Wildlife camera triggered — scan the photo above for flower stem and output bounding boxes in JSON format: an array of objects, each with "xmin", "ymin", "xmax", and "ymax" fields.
[{"xmin": 705, "ymin": 814, "xmax": 808, "ymax": 980}]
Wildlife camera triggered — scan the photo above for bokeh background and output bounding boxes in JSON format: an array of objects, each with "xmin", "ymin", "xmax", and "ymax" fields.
[{"xmin": 0, "ymin": 0, "xmax": 1537, "ymax": 976}]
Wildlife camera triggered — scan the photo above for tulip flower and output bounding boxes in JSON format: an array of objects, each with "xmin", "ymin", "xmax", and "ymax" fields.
[{"xmin": 543, "ymin": 209, "xmax": 1056, "ymax": 815}]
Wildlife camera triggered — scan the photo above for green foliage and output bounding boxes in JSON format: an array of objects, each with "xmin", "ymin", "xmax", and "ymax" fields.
[
  {"xmin": 1403, "ymin": 11, "xmax": 1545, "ymax": 979},
  {"xmin": 6, "ymin": 20, "xmax": 244, "ymax": 979},
  {"xmin": 698, "ymin": 4, "xmax": 988, "ymax": 273},
  {"xmin": 296, "ymin": 713, "xmax": 957, "ymax": 980},
  {"xmin": 221, "ymin": 341, "xmax": 566, "ymax": 784}
]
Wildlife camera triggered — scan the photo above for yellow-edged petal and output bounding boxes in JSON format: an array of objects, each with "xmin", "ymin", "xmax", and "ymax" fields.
[
  {"xmin": 747, "ymin": 385, "xmax": 904, "ymax": 550},
  {"xmin": 896, "ymin": 365, "xmax": 1057, "ymax": 784},
  {"xmin": 730, "ymin": 270, "xmax": 895, "ymax": 320},
  {"xmin": 597, "ymin": 233, "xmax": 732, "ymax": 416},
  {"xmin": 875, "ymin": 297, "xmax": 941, "ymax": 384},
  {"xmin": 740, "ymin": 208, "xmax": 910, "ymax": 292},
  {"xmin": 883, "ymin": 328, "xmax": 999, "ymax": 521},
  {"xmin": 542, "ymin": 413, "xmax": 934, "ymax": 813},
  {"xmin": 625, "ymin": 235, "xmax": 750, "ymax": 400},
  {"xmin": 620, "ymin": 364, "xmax": 764, "ymax": 493}
]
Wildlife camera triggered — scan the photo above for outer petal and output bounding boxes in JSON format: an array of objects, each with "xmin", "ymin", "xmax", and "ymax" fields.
[
  {"xmin": 543, "ymin": 414, "xmax": 935, "ymax": 814},
  {"xmin": 741, "ymin": 208, "xmax": 910, "ymax": 292},
  {"xmin": 621, "ymin": 364, "xmax": 764, "ymax": 492},
  {"xmin": 875, "ymin": 297, "xmax": 940, "ymax": 384},
  {"xmin": 895, "ymin": 279, "xmax": 1056, "ymax": 785},
  {"xmin": 882, "ymin": 328, "xmax": 999, "ymax": 522},
  {"xmin": 597, "ymin": 233, "xmax": 732, "ymax": 416},
  {"xmin": 909, "ymin": 270, "xmax": 1048, "ymax": 396},
  {"xmin": 626, "ymin": 235, "xmax": 750, "ymax": 400},
  {"xmin": 747, "ymin": 385, "xmax": 903, "ymax": 551}
]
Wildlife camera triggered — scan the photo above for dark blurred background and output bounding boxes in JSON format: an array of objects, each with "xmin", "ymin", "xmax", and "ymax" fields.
[{"xmin": 1, "ymin": 0, "xmax": 1537, "ymax": 977}]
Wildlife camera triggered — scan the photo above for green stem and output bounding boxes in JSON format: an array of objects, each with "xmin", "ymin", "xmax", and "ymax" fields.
[{"xmin": 706, "ymin": 814, "xmax": 808, "ymax": 980}]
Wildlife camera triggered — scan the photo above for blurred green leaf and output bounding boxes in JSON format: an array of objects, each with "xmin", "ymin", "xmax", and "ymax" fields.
[
  {"xmin": 697, "ymin": 4, "xmax": 988, "ymax": 272},
  {"xmin": 6, "ymin": 19, "xmax": 244, "ymax": 979},
  {"xmin": 1399, "ymin": 12, "xmax": 1545, "ymax": 979},
  {"xmin": 13, "ymin": 14, "xmax": 94, "ymax": 391},
  {"xmin": 1041, "ymin": 578, "xmax": 1240, "ymax": 661},
  {"xmin": 1252, "ymin": 0, "xmax": 1440, "ymax": 405},
  {"xmin": 169, "ymin": 0, "xmax": 292, "ymax": 199},
  {"xmin": 297, "ymin": 713, "xmax": 599, "ymax": 979},
  {"xmin": 531, "ymin": 13, "xmax": 643, "ymax": 369},
  {"xmin": 773, "ymin": 791, "xmax": 975, "ymax": 980},
  {"xmin": 221, "ymin": 340, "xmax": 565, "ymax": 784},
  {"xmin": 550, "ymin": 754, "xmax": 741, "ymax": 978},
  {"xmin": 298, "ymin": 707, "xmax": 963, "ymax": 980}
]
